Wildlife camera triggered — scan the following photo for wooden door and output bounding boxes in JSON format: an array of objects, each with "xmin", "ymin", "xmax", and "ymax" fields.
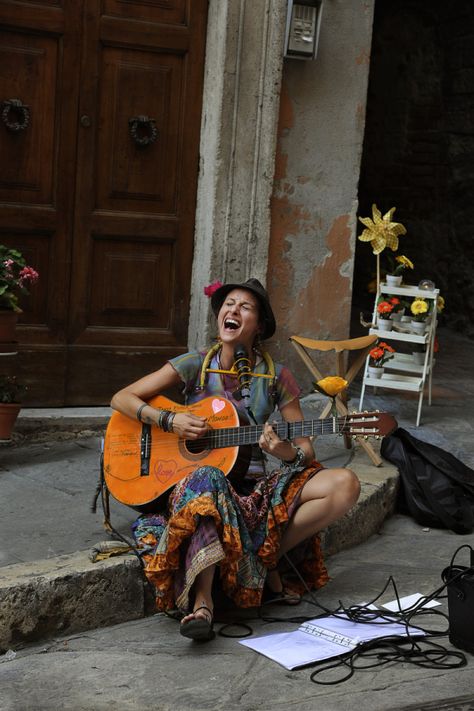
[{"xmin": 0, "ymin": 0, "xmax": 207, "ymax": 405}]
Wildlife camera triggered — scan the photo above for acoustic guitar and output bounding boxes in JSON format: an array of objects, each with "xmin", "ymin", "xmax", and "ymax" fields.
[{"xmin": 103, "ymin": 395, "xmax": 397, "ymax": 510}]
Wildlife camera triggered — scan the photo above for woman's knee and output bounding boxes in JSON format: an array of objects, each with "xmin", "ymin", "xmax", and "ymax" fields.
[{"xmin": 334, "ymin": 467, "xmax": 360, "ymax": 505}]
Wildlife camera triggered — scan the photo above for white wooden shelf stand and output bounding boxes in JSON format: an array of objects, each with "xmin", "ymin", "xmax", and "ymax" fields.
[{"xmin": 359, "ymin": 282, "xmax": 439, "ymax": 426}]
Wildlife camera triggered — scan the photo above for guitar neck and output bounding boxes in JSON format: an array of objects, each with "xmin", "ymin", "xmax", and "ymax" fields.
[{"xmin": 203, "ymin": 417, "xmax": 346, "ymax": 450}]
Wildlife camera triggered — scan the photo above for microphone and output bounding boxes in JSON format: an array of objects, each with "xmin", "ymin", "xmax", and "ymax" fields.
[{"xmin": 233, "ymin": 343, "xmax": 252, "ymax": 406}]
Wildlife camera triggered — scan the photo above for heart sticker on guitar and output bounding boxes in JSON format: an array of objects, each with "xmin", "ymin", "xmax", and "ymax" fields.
[{"xmin": 212, "ymin": 399, "xmax": 226, "ymax": 414}]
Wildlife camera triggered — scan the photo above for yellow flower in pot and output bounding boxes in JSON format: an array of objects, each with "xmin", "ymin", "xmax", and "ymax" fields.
[{"xmin": 410, "ymin": 298, "xmax": 430, "ymax": 334}]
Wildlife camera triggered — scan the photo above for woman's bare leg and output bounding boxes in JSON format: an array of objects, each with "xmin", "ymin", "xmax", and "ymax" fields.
[
  {"xmin": 180, "ymin": 564, "xmax": 216, "ymax": 624},
  {"xmin": 279, "ymin": 467, "xmax": 360, "ymax": 557}
]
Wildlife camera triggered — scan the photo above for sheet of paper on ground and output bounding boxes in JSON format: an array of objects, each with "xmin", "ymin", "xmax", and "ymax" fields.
[{"xmin": 239, "ymin": 615, "xmax": 425, "ymax": 670}]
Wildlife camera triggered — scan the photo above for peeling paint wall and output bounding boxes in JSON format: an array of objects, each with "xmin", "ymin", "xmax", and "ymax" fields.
[{"xmin": 268, "ymin": 1, "xmax": 375, "ymax": 387}]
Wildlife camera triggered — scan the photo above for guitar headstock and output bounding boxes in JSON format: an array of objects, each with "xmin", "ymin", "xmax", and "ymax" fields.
[{"xmin": 342, "ymin": 411, "xmax": 397, "ymax": 439}]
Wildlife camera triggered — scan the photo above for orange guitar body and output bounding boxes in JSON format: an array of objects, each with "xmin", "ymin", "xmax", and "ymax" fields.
[{"xmin": 103, "ymin": 395, "xmax": 245, "ymax": 510}]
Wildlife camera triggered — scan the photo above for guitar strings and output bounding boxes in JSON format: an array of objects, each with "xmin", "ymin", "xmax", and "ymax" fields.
[{"xmin": 106, "ymin": 416, "xmax": 380, "ymax": 460}]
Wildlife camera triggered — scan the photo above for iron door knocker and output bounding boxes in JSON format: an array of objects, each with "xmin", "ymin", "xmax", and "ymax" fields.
[
  {"xmin": 1, "ymin": 99, "xmax": 30, "ymax": 132},
  {"xmin": 128, "ymin": 115, "xmax": 158, "ymax": 147}
]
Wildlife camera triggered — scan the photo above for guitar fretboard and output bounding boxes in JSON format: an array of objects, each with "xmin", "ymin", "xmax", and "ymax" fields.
[{"xmin": 192, "ymin": 417, "xmax": 349, "ymax": 450}]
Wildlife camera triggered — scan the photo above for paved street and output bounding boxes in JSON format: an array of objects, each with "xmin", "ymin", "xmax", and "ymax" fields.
[{"xmin": 1, "ymin": 514, "xmax": 473, "ymax": 711}]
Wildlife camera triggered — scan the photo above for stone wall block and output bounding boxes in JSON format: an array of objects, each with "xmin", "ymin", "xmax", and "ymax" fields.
[{"xmin": 0, "ymin": 553, "xmax": 146, "ymax": 653}]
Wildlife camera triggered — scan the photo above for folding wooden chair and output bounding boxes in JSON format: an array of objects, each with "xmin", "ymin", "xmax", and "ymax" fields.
[{"xmin": 289, "ymin": 334, "xmax": 382, "ymax": 466}]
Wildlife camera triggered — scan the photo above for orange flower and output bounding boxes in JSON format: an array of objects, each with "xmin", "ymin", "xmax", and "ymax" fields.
[
  {"xmin": 378, "ymin": 342, "xmax": 395, "ymax": 352},
  {"xmin": 369, "ymin": 341, "xmax": 396, "ymax": 367},
  {"xmin": 377, "ymin": 301, "xmax": 394, "ymax": 315},
  {"xmin": 369, "ymin": 347, "xmax": 384, "ymax": 361}
]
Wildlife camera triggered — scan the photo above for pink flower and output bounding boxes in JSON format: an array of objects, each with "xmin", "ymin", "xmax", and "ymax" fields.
[
  {"xmin": 19, "ymin": 266, "xmax": 39, "ymax": 284},
  {"xmin": 3, "ymin": 259, "xmax": 14, "ymax": 271},
  {"xmin": 203, "ymin": 280, "xmax": 223, "ymax": 298}
]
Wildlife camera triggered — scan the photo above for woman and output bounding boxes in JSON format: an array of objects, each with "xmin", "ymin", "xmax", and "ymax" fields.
[{"xmin": 110, "ymin": 278, "xmax": 360, "ymax": 641}]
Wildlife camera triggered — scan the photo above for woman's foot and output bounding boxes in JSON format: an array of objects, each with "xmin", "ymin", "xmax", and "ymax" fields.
[
  {"xmin": 180, "ymin": 603, "xmax": 214, "ymax": 641},
  {"xmin": 263, "ymin": 569, "xmax": 301, "ymax": 606}
]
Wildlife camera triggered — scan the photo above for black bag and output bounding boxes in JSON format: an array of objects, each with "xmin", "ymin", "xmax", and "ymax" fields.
[{"xmin": 381, "ymin": 427, "xmax": 474, "ymax": 534}]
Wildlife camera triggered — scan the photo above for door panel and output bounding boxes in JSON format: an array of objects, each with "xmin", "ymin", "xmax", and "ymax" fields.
[
  {"xmin": 101, "ymin": 0, "xmax": 187, "ymax": 25},
  {"xmin": 0, "ymin": 32, "xmax": 57, "ymax": 204},
  {"xmin": 0, "ymin": 0, "xmax": 207, "ymax": 405},
  {"xmin": 96, "ymin": 47, "xmax": 182, "ymax": 213},
  {"xmin": 0, "ymin": 1, "xmax": 83, "ymax": 404}
]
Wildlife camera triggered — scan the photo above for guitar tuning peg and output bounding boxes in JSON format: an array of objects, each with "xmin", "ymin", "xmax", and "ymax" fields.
[
  {"xmin": 375, "ymin": 409, "xmax": 380, "ymax": 413},
  {"xmin": 364, "ymin": 410, "xmax": 368, "ymax": 413}
]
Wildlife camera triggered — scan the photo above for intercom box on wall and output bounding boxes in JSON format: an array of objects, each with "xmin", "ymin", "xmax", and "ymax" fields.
[{"xmin": 284, "ymin": 0, "xmax": 323, "ymax": 60}]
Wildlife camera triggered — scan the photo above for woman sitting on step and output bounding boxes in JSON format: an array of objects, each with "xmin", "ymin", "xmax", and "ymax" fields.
[{"xmin": 110, "ymin": 278, "xmax": 360, "ymax": 641}]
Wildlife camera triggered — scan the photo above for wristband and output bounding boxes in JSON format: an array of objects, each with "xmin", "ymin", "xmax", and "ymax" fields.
[{"xmin": 136, "ymin": 403, "xmax": 147, "ymax": 422}]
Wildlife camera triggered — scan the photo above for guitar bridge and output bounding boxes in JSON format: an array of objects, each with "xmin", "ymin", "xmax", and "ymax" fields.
[{"xmin": 140, "ymin": 424, "xmax": 151, "ymax": 476}]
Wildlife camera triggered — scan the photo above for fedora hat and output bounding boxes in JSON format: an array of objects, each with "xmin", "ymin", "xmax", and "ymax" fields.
[{"xmin": 211, "ymin": 278, "xmax": 276, "ymax": 340}]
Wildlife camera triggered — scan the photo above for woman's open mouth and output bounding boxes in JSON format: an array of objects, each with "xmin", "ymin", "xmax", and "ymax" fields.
[{"xmin": 223, "ymin": 318, "xmax": 240, "ymax": 332}]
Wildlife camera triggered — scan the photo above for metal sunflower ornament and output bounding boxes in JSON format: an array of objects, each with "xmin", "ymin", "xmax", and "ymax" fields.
[{"xmin": 358, "ymin": 204, "xmax": 407, "ymax": 292}]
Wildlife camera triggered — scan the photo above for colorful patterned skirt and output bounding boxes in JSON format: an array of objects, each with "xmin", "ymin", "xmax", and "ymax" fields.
[{"xmin": 132, "ymin": 463, "xmax": 329, "ymax": 612}]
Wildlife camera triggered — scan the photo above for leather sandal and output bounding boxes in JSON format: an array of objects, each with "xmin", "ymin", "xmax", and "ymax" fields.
[
  {"xmin": 180, "ymin": 605, "xmax": 215, "ymax": 641},
  {"xmin": 262, "ymin": 582, "xmax": 302, "ymax": 606}
]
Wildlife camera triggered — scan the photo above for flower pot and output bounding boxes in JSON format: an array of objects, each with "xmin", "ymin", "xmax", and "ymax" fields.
[
  {"xmin": 0, "ymin": 310, "xmax": 18, "ymax": 344},
  {"xmin": 412, "ymin": 351, "xmax": 425, "ymax": 365},
  {"xmin": 368, "ymin": 366, "xmax": 384, "ymax": 379},
  {"xmin": 410, "ymin": 320, "xmax": 426, "ymax": 334},
  {"xmin": 386, "ymin": 275, "xmax": 402, "ymax": 287},
  {"xmin": 0, "ymin": 402, "xmax": 21, "ymax": 440},
  {"xmin": 377, "ymin": 319, "xmax": 393, "ymax": 332},
  {"xmin": 390, "ymin": 312, "xmax": 403, "ymax": 322}
]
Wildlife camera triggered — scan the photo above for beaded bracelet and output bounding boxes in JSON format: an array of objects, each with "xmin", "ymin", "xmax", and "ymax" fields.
[
  {"xmin": 282, "ymin": 445, "xmax": 306, "ymax": 471},
  {"xmin": 167, "ymin": 412, "xmax": 176, "ymax": 433}
]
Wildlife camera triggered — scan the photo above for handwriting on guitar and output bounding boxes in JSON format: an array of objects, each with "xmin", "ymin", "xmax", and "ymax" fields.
[{"xmin": 207, "ymin": 413, "xmax": 233, "ymax": 423}]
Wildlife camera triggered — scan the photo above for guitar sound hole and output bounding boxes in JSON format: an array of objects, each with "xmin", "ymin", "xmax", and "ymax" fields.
[{"xmin": 185, "ymin": 439, "xmax": 208, "ymax": 455}]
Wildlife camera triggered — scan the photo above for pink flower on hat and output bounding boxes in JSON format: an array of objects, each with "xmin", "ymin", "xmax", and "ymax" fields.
[{"xmin": 203, "ymin": 280, "xmax": 223, "ymax": 297}]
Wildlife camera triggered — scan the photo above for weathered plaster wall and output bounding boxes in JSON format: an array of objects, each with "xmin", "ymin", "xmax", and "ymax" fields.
[
  {"xmin": 188, "ymin": 0, "xmax": 286, "ymax": 351},
  {"xmin": 267, "ymin": 1, "xmax": 375, "ymax": 388}
]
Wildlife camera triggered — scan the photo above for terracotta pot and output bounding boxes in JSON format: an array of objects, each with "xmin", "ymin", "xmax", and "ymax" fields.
[
  {"xmin": 0, "ymin": 402, "xmax": 21, "ymax": 440},
  {"xmin": 0, "ymin": 310, "xmax": 18, "ymax": 344}
]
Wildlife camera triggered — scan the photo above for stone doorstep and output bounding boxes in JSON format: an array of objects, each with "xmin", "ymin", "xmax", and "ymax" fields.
[
  {"xmin": 0, "ymin": 463, "xmax": 399, "ymax": 654},
  {"xmin": 13, "ymin": 409, "xmax": 111, "ymax": 442}
]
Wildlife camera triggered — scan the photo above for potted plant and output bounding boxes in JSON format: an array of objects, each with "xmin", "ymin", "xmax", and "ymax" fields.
[
  {"xmin": 387, "ymin": 296, "xmax": 407, "ymax": 322},
  {"xmin": 385, "ymin": 254, "xmax": 414, "ymax": 287},
  {"xmin": 410, "ymin": 297, "xmax": 431, "ymax": 334},
  {"xmin": 368, "ymin": 341, "xmax": 395, "ymax": 378},
  {"xmin": 0, "ymin": 375, "xmax": 25, "ymax": 440},
  {"xmin": 376, "ymin": 298, "xmax": 395, "ymax": 331},
  {"xmin": 0, "ymin": 245, "xmax": 39, "ymax": 343}
]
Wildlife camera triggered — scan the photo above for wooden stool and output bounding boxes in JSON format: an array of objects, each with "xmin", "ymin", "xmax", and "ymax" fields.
[{"xmin": 290, "ymin": 334, "xmax": 382, "ymax": 467}]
